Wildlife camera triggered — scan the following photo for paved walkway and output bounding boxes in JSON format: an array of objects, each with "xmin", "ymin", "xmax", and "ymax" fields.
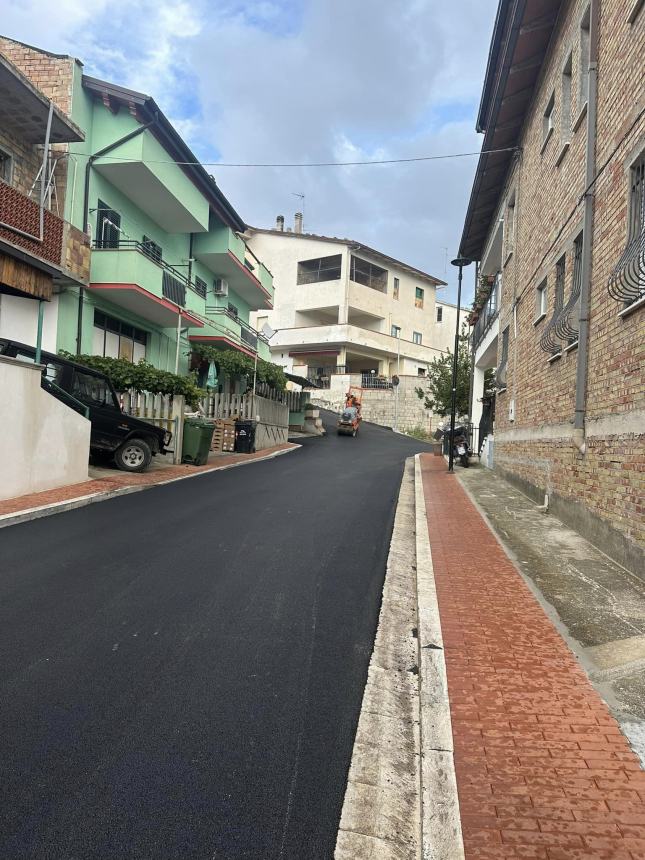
[
  {"xmin": 0, "ymin": 444, "xmax": 297, "ymax": 518},
  {"xmin": 420, "ymin": 454, "xmax": 645, "ymax": 860}
]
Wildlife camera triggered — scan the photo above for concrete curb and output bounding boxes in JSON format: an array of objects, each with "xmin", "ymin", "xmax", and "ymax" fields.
[
  {"xmin": 0, "ymin": 445, "xmax": 300, "ymax": 530},
  {"xmin": 414, "ymin": 454, "xmax": 464, "ymax": 860}
]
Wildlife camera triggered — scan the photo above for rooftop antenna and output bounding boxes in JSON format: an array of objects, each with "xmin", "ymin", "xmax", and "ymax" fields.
[{"xmin": 291, "ymin": 192, "xmax": 305, "ymax": 230}]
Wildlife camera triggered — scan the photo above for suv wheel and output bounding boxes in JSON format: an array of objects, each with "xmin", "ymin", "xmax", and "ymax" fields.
[{"xmin": 115, "ymin": 438, "xmax": 152, "ymax": 472}]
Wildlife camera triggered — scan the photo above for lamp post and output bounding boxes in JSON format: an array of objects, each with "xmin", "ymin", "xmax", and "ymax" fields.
[{"xmin": 448, "ymin": 255, "xmax": 472, "ymax": 472}]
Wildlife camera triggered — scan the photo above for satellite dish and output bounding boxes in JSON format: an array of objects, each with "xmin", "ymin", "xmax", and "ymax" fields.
[{"xmin": 261, "ymin": 323, "xmax": 276, "ymax": 339}]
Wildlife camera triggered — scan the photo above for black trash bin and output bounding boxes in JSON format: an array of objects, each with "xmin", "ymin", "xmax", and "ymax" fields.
[{"xmin": 234, "ymin": 420, "xmax": 256, "ymax": 453}]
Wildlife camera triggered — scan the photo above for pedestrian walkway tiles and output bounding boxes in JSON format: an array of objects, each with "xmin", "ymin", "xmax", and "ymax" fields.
[{"xmin": 420, "ymin": 454, "xmax": 645, "ymax": 860}]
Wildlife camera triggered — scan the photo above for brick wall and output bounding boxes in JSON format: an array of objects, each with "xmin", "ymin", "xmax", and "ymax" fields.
[
  {"xmin": 483, "ymin": 0, "xmax": 644, "ymax": 570},
  {"xmin": 0, "ymin": 37, "xmax": 77, "ymax": 226}
]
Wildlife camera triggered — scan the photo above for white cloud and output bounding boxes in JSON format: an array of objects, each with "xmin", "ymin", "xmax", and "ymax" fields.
[{"xmin": 1, "ymin": 0, "xmax": 498, "ymax": 301}]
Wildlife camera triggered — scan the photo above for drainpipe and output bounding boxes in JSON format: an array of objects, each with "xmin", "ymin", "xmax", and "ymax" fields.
[
  {"xmin": 76, "ymin": 115, "xmax": 158, "ymax": 354},
  {"xmin": 573, "ymin": 0, "xmax": 599, "ymax": 455},
  {"xmin": 467, "ymin": 261, "xmax": 479, "ymax": 426}
]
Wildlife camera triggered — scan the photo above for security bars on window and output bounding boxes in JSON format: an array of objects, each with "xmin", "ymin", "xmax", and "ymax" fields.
[
  {"xmin": 608, "ymin": 154, "xmax": 645, "ymax": 306},
  {"xmin": 540, "ymin": 255, "xmax": 566, "ymax": 355}
]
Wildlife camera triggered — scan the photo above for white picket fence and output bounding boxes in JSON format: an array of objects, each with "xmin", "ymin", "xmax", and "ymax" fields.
[
  {"xmin": 199, "ymin": 392, "xmax": 255, "ymax": 420},
  {"xmin": 119, "ymin": 390, "xmax": 186, "ymax": 464}
]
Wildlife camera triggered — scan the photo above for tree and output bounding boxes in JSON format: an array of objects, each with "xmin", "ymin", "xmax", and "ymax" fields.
[{"xmin": 416, "ymin": 328, "xmax": 471, "ymax": 417}]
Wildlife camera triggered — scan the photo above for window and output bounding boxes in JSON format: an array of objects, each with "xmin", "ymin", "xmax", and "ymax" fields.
[
  {"xmin": 194, "ymin": 276, "xmax": 207, "ymax": 298},
  {"xmin": 543, "ymin": 92, "xmax": 555, "ymax": 145},
  {"xmin": 417, "ymin": 367, "xmax": 426, "ymax": 377},
  {"xmin": 561, "ymin": 54, "xmax": 573, "ymax": 143},
  {"xmin": 71, "ymin": 370, "xmax": 118, "ymax": 408},
  {"xmin": 504, "ymin": 193, "xmax": 516, "ymax": 258},
  {"xmin": 93, "ymin": 310, "xmax": 147, "ymax": 363},
  {"xmin": 413, "ymin": 331, "xmax": 422, "ymax": 345},
  {"xmin": 579, "ymin": 7, "xmax": 591, "ymax": 110},
  {"xmin": 228, "ymin": 302, "xmax": 239, "ymax": 319},
  {"xmin": 96, "ymin": 200, "xmax": 120, "ymax": 248},
  {"xmin": 350, "ymin": 256, "xmax": 388, "ymax": 292},
  {"xmin": 142, "ymin": 236, "xmax": 162, "ymax": 264},
  {"xmin": 607, "ymin": 152, "xmax": 645, "ymax": 308},
  {"xmin": 536, "ymin": 279, "xmax": 548, "ymax": 321},
  {"xmin": 296, "ymin": 254, "xmax": 342, "ymax": 285},
  {"xmin": 391, "ymin": 324, "xmax": 401, "ymax": 338},
  {"xmin": 0, "ymin": 147, "xmax": 13, "ymax": 184},
  {"xmin": 393, "ymin": 277, "xmax": 400, "ymax": 300},
  {"xmin": 436, "ymin": 306, "xmax": 443, "ymax": 322},
  {"xmin": 415, "ymin": 287, "xmax": 424, "ymax": 309}
]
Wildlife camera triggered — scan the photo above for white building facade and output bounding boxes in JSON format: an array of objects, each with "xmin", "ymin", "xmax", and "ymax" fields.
[{"xmin": 246, "ymin": 219, "xmax": 448, "ymax": 386}]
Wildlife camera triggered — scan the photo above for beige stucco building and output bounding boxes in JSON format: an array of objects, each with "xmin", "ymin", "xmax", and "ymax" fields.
[{"xmin": 246, "ymin": 218, "xmax": 451, "ymax": 385}]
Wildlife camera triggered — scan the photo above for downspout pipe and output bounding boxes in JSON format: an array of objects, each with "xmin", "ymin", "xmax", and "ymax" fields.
[
  {"xmin": 573, "ymin": 0, "xmax": 600, "ymax": 454},
  {"xmin": 76, "ymin": 115, "xmax": 158, "ymax": 353}
]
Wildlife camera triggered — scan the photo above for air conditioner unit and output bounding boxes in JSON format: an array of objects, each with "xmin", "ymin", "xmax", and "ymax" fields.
[{"xmin": 213, "ymin": 278, "xmax": 229, "ymax": 296}]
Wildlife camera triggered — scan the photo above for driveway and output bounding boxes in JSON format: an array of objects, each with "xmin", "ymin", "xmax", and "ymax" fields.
[{"xmin": 0, "ymin": 414, "xmax": 431, "ymax": 859}]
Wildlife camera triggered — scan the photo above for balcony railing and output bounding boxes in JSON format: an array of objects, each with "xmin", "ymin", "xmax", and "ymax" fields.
[
  {"xmin": 92, "ymin": 239, "xmax": 204, "ymax": 301},
  {"xmin": 0, "ymin": 178, "xmax": 64, "ymax": 267},
  {"xmin": 199, "ymin": 306, "xmax": 265, "ymax": 352},
  {"xmin": 472, "ymin": 277, "xmax": 500, "ymax": 351}
]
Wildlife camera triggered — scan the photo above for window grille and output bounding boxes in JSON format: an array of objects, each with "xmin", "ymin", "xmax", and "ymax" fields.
[
  {"xmin": 555, "ymin": 233, "xmax": 583, "ymax": 343},
  {"xmin": 540, "ymin": 255, "xmax": 566, "ymax": 354},
  {"xmin": 608, "ymin": 154, "xmax": 645, "ymax": 306}
]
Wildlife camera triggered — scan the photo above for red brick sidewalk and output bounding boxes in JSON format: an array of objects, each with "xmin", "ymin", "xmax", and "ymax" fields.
[
  {"xmin": 420, "ymin": 454, "xmax": 645, "ymax": 860},
  {"xmin": 0, "ymin": 443, "xmax": 298, "ymax": 518}
]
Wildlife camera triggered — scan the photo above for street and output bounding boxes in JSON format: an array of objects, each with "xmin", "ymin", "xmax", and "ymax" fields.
[{"xmin": 0, "ymin": 415, "xmax": 430, "ymax": 860}]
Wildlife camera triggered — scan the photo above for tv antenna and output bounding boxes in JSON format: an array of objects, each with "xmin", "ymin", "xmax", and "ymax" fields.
[{"xmin": 291, "ymin": 192, "xmax": 305, "ymax": 230}]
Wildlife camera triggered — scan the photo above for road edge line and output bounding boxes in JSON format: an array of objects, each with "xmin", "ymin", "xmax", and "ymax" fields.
[
  {"xmin": 0, "ymin": 445, "xmax": 301, "ymax": 530},
  {"xmin": 414, "ymin": 454, "xmax": 465, "ymax": 860}
]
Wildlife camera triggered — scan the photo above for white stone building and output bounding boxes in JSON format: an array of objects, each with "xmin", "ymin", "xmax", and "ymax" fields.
[{"xmin": 246, "ymin": 216, "xmax": 450, "ymax": 386}]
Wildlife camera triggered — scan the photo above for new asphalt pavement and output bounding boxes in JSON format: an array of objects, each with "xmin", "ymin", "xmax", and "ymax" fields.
[{"xmin": 0, "ymin": 413, "xmax": 431, "ymax": 859}]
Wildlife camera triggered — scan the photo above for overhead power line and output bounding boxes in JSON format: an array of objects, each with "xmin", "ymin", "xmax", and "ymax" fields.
[{"xmin": 82, "ymin": 146, "xmax": 518, "ymax": 169}]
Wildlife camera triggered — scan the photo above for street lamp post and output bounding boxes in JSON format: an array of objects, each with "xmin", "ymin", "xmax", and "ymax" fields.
[{"xmin": 448, "ymin": 256, "xmax": 472, "ymax": 472}]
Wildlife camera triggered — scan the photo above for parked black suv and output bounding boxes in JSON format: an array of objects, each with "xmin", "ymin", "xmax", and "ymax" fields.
[{"xmin": 0, "ymin": 340, "xmax": 171, "ymax": 472}]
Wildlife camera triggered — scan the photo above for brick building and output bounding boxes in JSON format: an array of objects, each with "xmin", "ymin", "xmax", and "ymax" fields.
[
  {"xmin": 0, "ymin": 39, "xmax": 90, "ymax": 350},
  {"xmin": 461, "ymin": 0, "xmax": 644, "ymax": 576}
]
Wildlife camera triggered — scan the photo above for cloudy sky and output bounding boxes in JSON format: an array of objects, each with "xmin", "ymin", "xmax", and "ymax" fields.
[{"xmin": 3, "ymin": 0, "xmax": 498, "ymax": 303}]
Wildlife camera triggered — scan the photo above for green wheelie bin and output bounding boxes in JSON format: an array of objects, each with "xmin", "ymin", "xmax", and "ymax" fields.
[{"xmin": 181, "ymin": 418, "xmax": 215, "ymax": 466}]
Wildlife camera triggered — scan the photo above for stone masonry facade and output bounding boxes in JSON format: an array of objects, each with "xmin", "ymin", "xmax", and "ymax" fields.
[{"xmin": 487, "ymin": 0, "xmax": 644, "ymax": 573}]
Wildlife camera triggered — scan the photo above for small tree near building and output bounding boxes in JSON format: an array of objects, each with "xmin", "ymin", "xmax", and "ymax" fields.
[{"xmin": 415, "ymin": 328, "xmax": 471, "ymax": 417}]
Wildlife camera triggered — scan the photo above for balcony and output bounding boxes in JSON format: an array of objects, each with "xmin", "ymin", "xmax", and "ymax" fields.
[
  {"xmin": 93, "ymin": 128, "xmax": 209, "ymax": 233},
  {"xmin": 348, "ymin": 280, "xmax": 390, "ymax": 319},
  {"xmin": 272, "ymin": 323, "xmax": 435, "ymax": 363},
  {"xmin": 188, "ymin": 307, "xmax": 269, "ymax": 359},
  {"xmin": 193, "ymin": 226, "xmax": 274, "ymax": 309},
  {"xmin": 89, "ymin": 242, "xmax": 205, "ymax": 329},
  {"xmin": 0, "ymin": 179, "xmax": 90, "ymax": 298},
  {"xmin": 471, "ymin": 277, "xmax": 500, "ymax": 352}
]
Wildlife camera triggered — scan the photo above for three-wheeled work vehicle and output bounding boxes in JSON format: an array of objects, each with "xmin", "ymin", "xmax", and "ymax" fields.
[{"xmin": 337, "ymin": 388, "xmax": 362, "ymax": 436}]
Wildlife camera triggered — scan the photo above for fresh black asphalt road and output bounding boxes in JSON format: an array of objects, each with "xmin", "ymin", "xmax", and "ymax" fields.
[{"xmin": 0, "ymin": 413, "xmax": 431, "ymax": 859}]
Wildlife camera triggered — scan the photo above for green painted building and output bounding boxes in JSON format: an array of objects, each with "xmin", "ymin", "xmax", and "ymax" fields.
[{"xmin": 58, "ymin": 73, "xmax": 273, "ymax": 382}]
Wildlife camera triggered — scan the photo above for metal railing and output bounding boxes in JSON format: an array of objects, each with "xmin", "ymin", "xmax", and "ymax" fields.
[
  {"xmin": 92, "ymin": 239, "xmax": 204, "ymax": 299},
  {"xmin": 472, "ymin": 277, "xmax": 500, "ymax": 351}
]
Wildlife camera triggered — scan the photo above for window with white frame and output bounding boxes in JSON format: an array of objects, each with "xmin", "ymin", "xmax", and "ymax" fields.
[
  {"xmin": 579, "ymin": 6, "xmax": 591, "ymax": 111},
  {"xmin": 543, "ymin": 92, "xmax": 555, "ymax": 145},
  {"xmin": 413, "ymin": 331, "xmax": 422, "ymax": 345},
  {"xmin": 0, "ymin": 147, "xmax": 13, "ymax": 184},
  {"xmin": 391, "ymin": 324, "xmax": 401, "ymax": 338},
  {"xmin": 561, "ymin": 53, "xmax": 573, "ymax": 143},
  {"xmin": 536, "ymin": 278, "xmax": 548, "ymax": 320}
]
